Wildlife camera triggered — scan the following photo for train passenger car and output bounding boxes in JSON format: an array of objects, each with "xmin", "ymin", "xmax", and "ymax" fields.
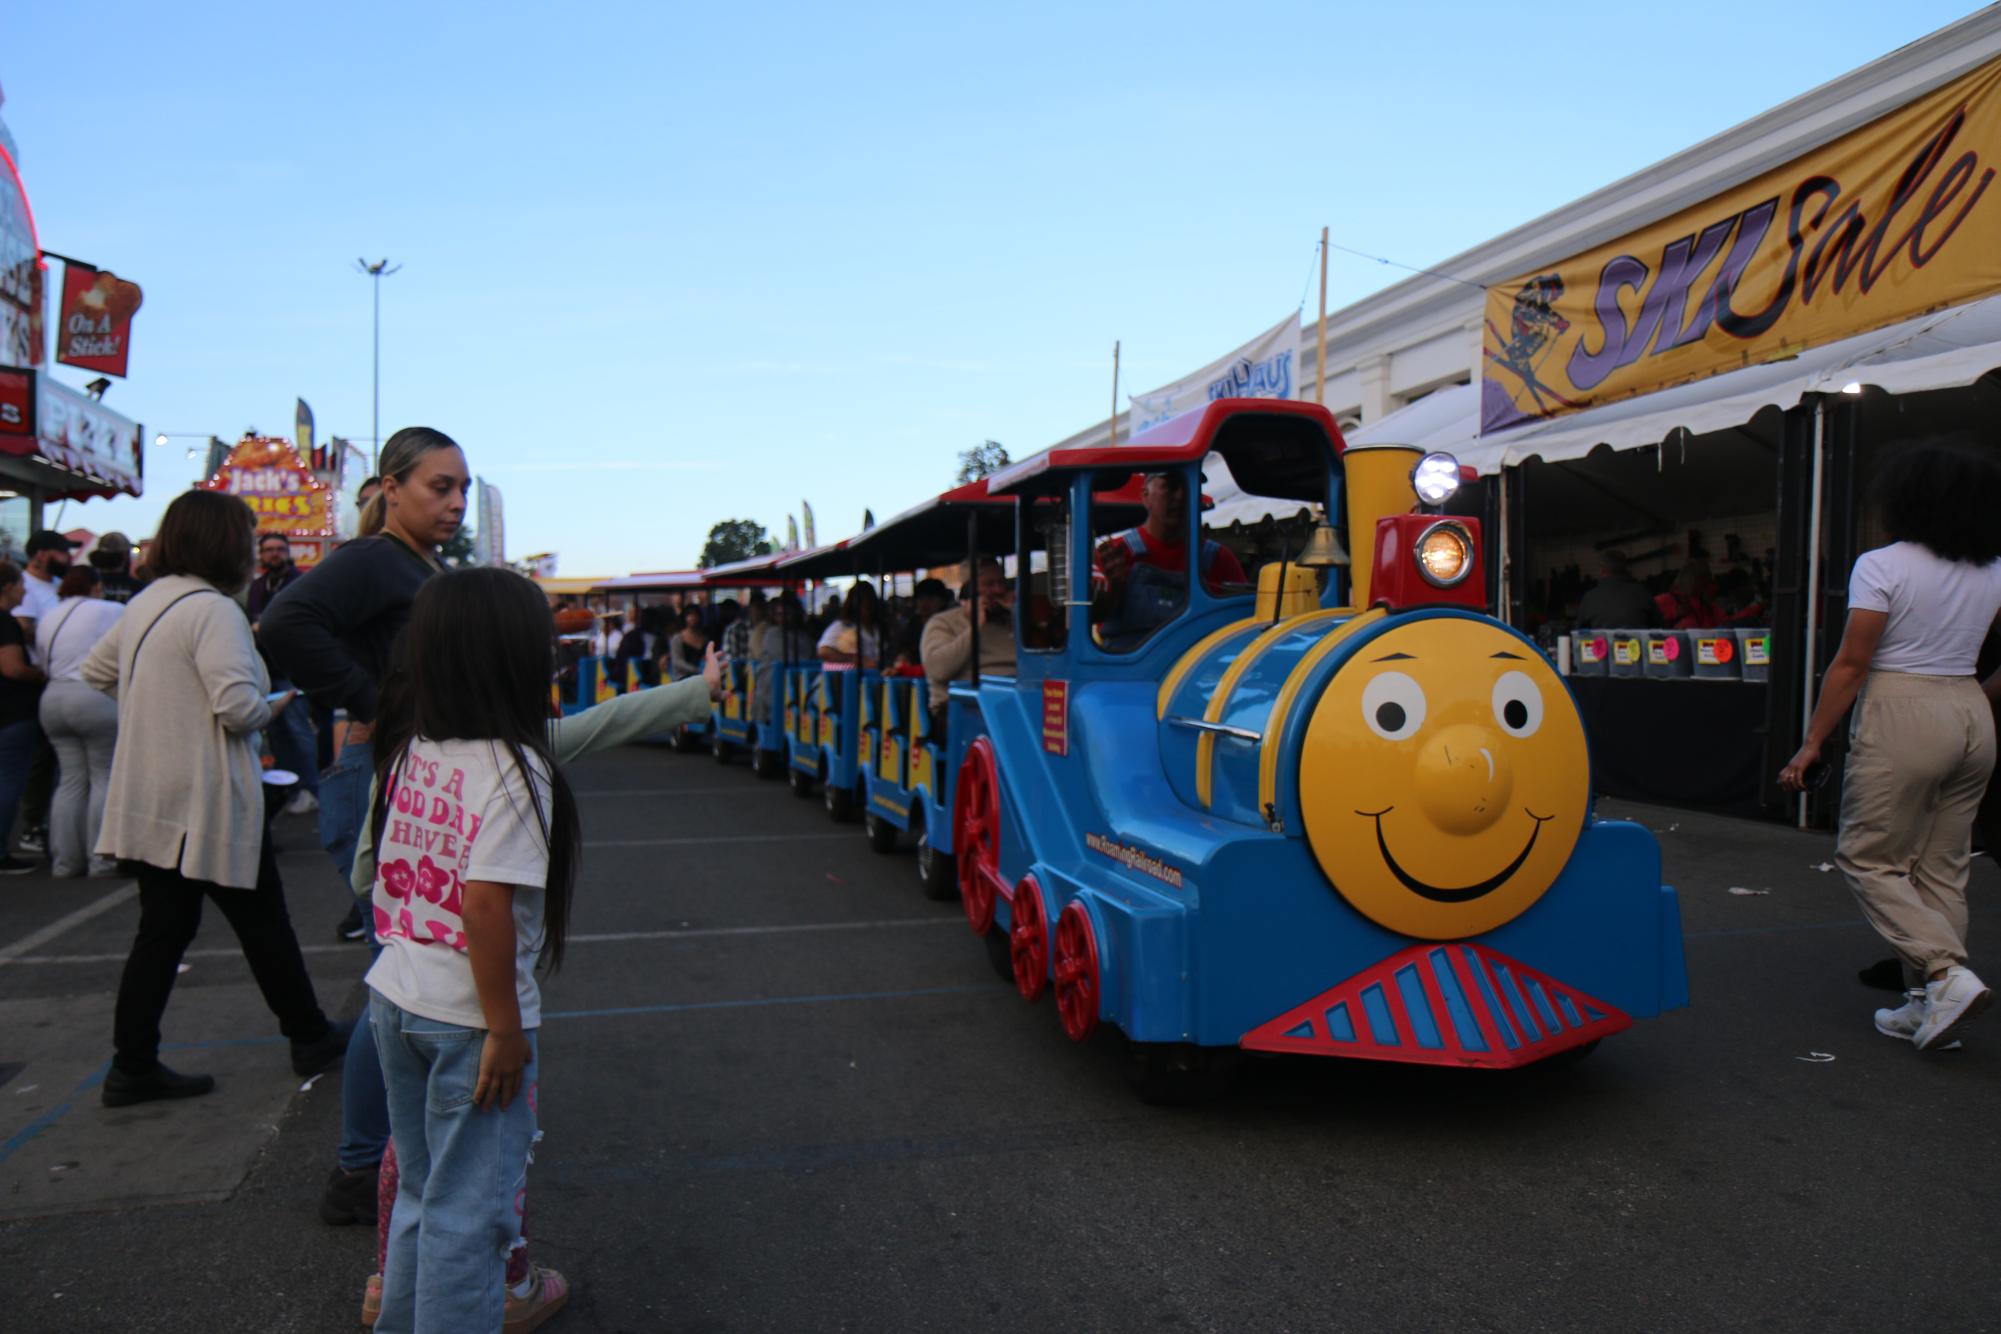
[
  {"xmin": 826, "ymin": 480, "xmax": 1017, "ymax": 892},
  {"xmin": 774, "ymin": 541, "xmax": 872, "ymax": 814},
  {"xmin": 938, "ymin": 397, "xmax": 1686, "ymax": 1097},
  {"xmin": 593, "ymin": 569, "xmax": 712, "ymax": 746},
  {"xmin": 698, "ymin": 551, "xmax": 800, "ymax": 771}
]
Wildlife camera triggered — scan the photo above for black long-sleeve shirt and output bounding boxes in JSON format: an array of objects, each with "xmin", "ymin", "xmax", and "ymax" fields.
[{"xmin": 259, "ymin": 535, "xmax": 439, "ymax": 723}]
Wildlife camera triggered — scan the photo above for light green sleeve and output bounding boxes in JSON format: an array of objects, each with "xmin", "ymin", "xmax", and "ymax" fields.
[
  {"xmin": 351, "ymin": 678, "xmax": 717, "ymax": 899},
  {"xmin": 550, "ymin": 676, "xmax": 715, "ymax": 762}
]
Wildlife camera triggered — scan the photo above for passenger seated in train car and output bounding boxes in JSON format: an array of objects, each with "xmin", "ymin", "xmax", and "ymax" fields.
[
  {"xmin": 664, "ymin": 605, "xmax": 710, "ymax": 682},
  {"xmin": 616, "ymin": 605, "xmax": 667, "ymax": 687},
  {"xmin": 921, "ymin": 556, "xmax": 1016, "ymax": 739},
  {"xmin": 817, "ymin": 582, "xmax": 882, "ymax": 666},
  {"xmin": 1091, "ymin": 470, "xmax": 1249, "ymax": 651},
  {"xmin": 753, "ymin": 594, "xmax": 798, "ymax": 663}
]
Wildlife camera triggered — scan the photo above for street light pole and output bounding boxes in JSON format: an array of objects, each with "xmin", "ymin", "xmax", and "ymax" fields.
[{"xmin": 355, "ymin": 258, "xmax": 402, "ymax": 475}]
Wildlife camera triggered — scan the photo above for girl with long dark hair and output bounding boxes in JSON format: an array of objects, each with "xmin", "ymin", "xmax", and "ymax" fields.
[
  {"xmin": 364, "ymin": 567, "xmax": 580, "ymax": 1332},
  {"xmin": 1781, "ymin": 442, "xmax": 2001, "ymax": 1051}
]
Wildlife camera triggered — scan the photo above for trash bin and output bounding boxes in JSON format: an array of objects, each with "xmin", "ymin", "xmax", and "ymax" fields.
[
  {"xmin": 1691, "ymin": 632, "xmax": 1741, "ymax": 680},
  {"xmin": 1608, "ymin": 631, "xmax": 1646, "ymax": 678},
  {"xmin": 1733, "ymin": 627, "xmax": 1772, "ymax": 682},
  {"xmin": 1644, "ymin": 630, "xmax": 1692, "ymax": 679},
  {"xmin": 1573, "ymin": 632, "xmax": 1612, "ymax": 676}
]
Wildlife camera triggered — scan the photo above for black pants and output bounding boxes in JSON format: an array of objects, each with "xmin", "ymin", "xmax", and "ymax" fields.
[
  {"xmin": 112, "ymin": 841, "xmax": 330, "ymax": 1074},
  {"xmin": 22, "ymin": 736, "xmax": 54, "ymax": 832}
]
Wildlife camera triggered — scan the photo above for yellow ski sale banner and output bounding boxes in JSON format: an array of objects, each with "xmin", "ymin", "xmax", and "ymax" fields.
[{"xmin": 1480, "ymin": 58, "xmax": 2001, "ymax": 434}]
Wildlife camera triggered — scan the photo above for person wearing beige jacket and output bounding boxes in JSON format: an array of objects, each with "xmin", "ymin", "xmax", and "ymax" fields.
[{"xmin": 83, "ymin": 492, "xmax": 347, "ymax": 1109}]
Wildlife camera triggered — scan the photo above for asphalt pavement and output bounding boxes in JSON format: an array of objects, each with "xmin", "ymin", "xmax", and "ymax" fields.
[{"xmin": 0, "ymin": 743, "xmax": 1996, "ymax": 1333}]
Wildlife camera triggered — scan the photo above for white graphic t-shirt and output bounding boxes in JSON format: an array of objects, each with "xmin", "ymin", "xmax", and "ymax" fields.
[{"xmin": 364, "ymin": 737, "xmax": 554, "ymax": 1031}]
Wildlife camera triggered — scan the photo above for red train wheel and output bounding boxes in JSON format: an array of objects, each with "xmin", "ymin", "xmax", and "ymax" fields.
[
  {"xmin": 954, "ymin": 739, "xmax": 1000, "ymax": 935},
  {"xmin": 1054, "ymin": 901, "xmax": 1100, "ymax": 1042},
  {"xmin": 1009, "ymin": 875, "xmax": 1049, "ymax": 1002}
]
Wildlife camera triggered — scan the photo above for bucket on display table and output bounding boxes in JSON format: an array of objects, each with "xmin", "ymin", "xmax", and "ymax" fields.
[
  {"xmin": 1691, "ymin": 631, "xmax": 1742, "ymax": 680},
  {"xmin": 1572, "ymin": 632, "xmax": 1612, "ymax": 676},
  {"xmin": 1644, "ymin": 630, "xmax": 1692, "ymax": 679},
  {"xmin": 1607, "ymin": 631, "xmax": 1646, "ymax": 678},
  {"xmin": 1733, "ymin": 627, "xmax": 1772, "ymax": 681}
]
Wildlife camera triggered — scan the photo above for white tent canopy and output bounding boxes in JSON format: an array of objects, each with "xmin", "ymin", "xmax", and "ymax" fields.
[{"xmin": 1437, "ymin": 294, "xmax": 2001, "ymax": 474}]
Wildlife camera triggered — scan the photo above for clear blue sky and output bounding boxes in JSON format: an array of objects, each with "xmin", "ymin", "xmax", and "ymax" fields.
[{"xmin": 0, "ymin": 1, "xmax": 1983, "ymax": 575}]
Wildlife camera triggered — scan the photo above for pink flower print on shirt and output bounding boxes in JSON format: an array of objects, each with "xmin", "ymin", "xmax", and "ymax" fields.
[
  {"xmin": 380, "ymin": 858, "xmax": 415, "ymax": 902},
  {"xmin": 414, "ymin": 856, "xmax": 451, "ymax": 906},
  {"xmin": 373, "ymin": 904, "xmax": 394, "ymax": 937},
  {"xmin": 441, "ymin": 871, "xmax": 464, "ymax": 917}
]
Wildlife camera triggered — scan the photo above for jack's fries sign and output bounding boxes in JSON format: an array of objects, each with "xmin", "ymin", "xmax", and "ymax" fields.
[
  {"xmin": 200, "ymin": 435, "xmax": 334, "ymax": 564},
  {"xmin": 1481, "ymin": 59, "xmax": 2001, "ymax": 434}
]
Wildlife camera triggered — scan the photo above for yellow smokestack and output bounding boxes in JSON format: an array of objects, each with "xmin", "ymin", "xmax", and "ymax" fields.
[{"xmin": 1342, "ymin": 445, "xmax": 1420, "ymax": 610}]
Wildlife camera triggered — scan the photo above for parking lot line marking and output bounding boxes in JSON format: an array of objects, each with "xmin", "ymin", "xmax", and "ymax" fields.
[
  {"xmin": 0, "ymin": 1059, "xmax": 109, "ymax": 1166},
  {"xmin": 585, "ymin": 832, "xmax": 856, "ymax": 848},
  {"xmin": 0, "ymin": 883, "xmax": 137, "ymax": 963},
  {"xmin": 542, "ymin": 983, "xmax": 991, "ymax": 1021},
  {"xmin": 573, "ymin": 787, "xmax": 790, "ymax": 798},
  {"xmin": 0, "ymin": 915, "xmax": 958, "ymax": 966}
]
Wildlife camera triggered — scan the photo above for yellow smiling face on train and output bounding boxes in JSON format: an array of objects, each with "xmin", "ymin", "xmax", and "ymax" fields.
[{"xmin": 1299, "ymin": 618, "xmax": 1589, "ymax": 940}]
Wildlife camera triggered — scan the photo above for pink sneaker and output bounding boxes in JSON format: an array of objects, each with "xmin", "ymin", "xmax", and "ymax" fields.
[{"xmin": 504, "ymin": 1265, "xmax": 570, "ymax": 1333}]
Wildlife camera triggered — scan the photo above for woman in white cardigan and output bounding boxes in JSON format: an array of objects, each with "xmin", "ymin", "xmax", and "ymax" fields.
[{"xmin": 84, "ymin": 492, "xmax": 348, "ymax": 1108}]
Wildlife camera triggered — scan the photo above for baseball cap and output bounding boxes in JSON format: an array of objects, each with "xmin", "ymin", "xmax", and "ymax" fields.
[{"xmin": 26, "ymin": 530, "xmax": 79, "ymax": 556}]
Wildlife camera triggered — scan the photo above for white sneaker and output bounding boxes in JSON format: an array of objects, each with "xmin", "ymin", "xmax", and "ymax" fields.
[
  {"xmin": 1913, "ymin": 966, "xmax": 1992, "ymax": 1051},
  {"xmin": 1875, "ymin": 990, "xmax": 1961, "ymax": 1050},
  {"xmin": 283, "ymin": 789, "xmax": 320, "ymax": 816}
]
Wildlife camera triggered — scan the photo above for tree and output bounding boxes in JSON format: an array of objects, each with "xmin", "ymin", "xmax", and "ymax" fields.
[
  {"xmin": 699, "ymin": 518, "xmax": 775, "ymax": 568},
  {"xmin": 442, "ymin": 526, "xmax": 477, "ymax": 568},
  {"xmin": 956, "ymin": 440, "xmax": 1010, "ymax": 484}
]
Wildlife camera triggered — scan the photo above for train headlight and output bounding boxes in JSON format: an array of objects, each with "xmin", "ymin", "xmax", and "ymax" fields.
[
  {"xmin": 1411, "ymin": 452, "xmax": 1462, "ymax": 507},
  {"xmin": 1414, "ymin": 521, "xmax": 1473, "ymax": 588}
]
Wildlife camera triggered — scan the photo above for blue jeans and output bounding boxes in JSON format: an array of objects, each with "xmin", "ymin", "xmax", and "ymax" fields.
[
  {"xmin": 318, "ymin": 738, "xmax": 373, "ymax": 882},
  {"xmin": 329, "ymin": 737, "xmax": 391, "ymax": 1172},
  {"xmin": 0, "ymin": 716, "xmax": 42, "ymax": 852},
  {"xmin": 370, "ymin": 990, "xmax": 538, "ymax": 1334},
  {"xmin": 265, "ymin": 679, "xmax": 319, "ymax": 797}
]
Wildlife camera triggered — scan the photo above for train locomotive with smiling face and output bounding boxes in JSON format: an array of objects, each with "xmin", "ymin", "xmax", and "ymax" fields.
[{"xmin": 945, "ymin": 397, "xmax": 1687, "ymax": 1096}]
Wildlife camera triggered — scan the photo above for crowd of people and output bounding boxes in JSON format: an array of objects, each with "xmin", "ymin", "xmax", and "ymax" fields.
[{"xmin": 2, "ymin": 425, "xmax": 1993, "ymax": 1331}]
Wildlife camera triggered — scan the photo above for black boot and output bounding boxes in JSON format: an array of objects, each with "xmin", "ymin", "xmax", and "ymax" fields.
[
  {"xmin": 291, "ymin": 1019, "xmax": 352, "ymax": 1077},
  {"xmin": 319, "ymin": 1161, "xmax": 381, "ymax": 1226},
  {"xmin": 102, "ymin": 1062, "xmax": 216, "ymax": 1108}
]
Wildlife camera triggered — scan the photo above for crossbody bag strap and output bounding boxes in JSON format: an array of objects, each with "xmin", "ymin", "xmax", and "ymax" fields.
[
  {"xmin": 42, "ymin": 600, "xmax": 87, "ymax": 667},
  {"xmin": 124, "ymin": 589, "xmax": 225, "ymax": 688}
]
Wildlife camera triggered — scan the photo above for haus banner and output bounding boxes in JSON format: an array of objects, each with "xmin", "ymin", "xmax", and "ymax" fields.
[
  {"xmin": 1128, "ymin": 313, "xmax": 1299, "ymax": 435},
  {"xmin": 1480, "ymin": 57, "xmax": 2001, "ymax": 435}
]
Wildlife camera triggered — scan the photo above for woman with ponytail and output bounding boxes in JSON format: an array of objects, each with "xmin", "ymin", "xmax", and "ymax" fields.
[{"xmin": 259, "ymin": 428, "xmax": 469, "ymax": 1227}]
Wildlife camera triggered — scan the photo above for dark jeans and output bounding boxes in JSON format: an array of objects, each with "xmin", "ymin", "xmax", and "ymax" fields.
[
  {"xmin": 265, "ymin": 679, "xmax": 320, "ymax": 797},
  {"xmin": 113, "ymin": 841, "xmax": 331, "ymax": 1074},
  {"xmin": 0, "ymin": 716, "xmax": 40, "ymax": 846}
]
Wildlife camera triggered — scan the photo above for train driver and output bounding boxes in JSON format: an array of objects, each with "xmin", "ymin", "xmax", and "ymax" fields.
[
  {"xmin": 920, "ymin": 557, "xmax": 1016, "ymax": 739},
  {"xmin": 1092, "ymin": 470, "xmax": 1247, "ymax": 650}
]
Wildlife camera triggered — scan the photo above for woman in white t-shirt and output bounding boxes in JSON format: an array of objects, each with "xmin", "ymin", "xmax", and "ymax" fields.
[
  {"xmin": 34, "ymin": 565, "xmax": 123, "ymax": 876},
  {"xmin": 364, "ymin": 567, "xmax": 582, "ymax": 1332},
  {"xmin": 816, "ymin": 580, "xmax": 883, "ymax": 667},
  {"xmin": 1781, "ymin": 444, "xmax": 2001, "ymax": 1052}
]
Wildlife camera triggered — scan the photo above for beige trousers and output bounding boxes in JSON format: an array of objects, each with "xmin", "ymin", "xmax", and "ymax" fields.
[{"xmin": 1836, "ymin": 671, "xmax": 1997, "ymax": 982}]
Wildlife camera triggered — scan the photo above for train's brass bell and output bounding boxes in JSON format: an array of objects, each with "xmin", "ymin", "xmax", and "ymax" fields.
[{"xmin": 1295, "ymin": 520, "xmax": 1349, "ymax": 568}]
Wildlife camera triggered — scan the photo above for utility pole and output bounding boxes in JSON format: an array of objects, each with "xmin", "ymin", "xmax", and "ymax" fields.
[{"xmin": 355, "ymin": 258, "xmax": 402, "ymax": 474}]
